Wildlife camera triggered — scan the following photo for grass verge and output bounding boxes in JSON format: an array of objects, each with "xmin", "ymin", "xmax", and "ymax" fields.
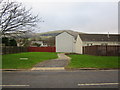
[
  {"xmin": 2, "ymin": 52, "xmax": 58, "ymax": 69},
  {"xmin": 66, "ymin": 54, "xmax": 119, "ymax": 69}
]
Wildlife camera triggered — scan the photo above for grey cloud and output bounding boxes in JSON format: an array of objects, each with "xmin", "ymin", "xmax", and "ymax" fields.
[{"xmin": 18, "ymin": 1, "xmax": 118, "ymax": 34}]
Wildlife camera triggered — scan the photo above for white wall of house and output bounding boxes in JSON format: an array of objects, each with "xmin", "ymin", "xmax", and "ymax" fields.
[
  {"xmin": 75, "ymin": 35, "xmax": 83, "ymax": 54},
  {"xmin": 56, "ymin": 32, "xmax": 75, "ymax": 53},
  {"xmin": 83, "ymin": 41, "xmax": 119, "ymax": 46}
]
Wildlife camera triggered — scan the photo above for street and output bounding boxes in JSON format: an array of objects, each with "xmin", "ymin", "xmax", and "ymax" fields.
[{"xmin": 2, "ymin": 70, "xmax": 118, "ymax": 88}]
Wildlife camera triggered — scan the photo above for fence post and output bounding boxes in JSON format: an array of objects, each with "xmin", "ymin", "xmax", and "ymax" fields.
[
  {"xmin": 106, "ymin": 45, "xmax": 107, "ymax": 56},
  {"xmin": 4, "ymin": 46, "xmax": 7, "ymax": 54},
  {"xmin": 83, "ymin": 46, "xmax": 85, "ymax": 54}
]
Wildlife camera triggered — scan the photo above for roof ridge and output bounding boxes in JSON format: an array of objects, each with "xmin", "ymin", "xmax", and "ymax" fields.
[{"xmin": 79, "ymin": 34, "xmax": 119, "ymax": 42}]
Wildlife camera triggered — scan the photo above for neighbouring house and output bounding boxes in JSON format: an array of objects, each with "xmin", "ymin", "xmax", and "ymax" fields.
[
  {"xmin": 56, "ymin": 31, "xmax": 119, "ymax": 54},
  {"xmin": 30, "ymin": 41, "xmax": 48, "ymax": 47}
]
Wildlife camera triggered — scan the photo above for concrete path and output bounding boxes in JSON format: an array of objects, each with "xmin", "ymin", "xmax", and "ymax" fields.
[{"xmin": 31, "ymin": 53, "xmax": 70, "ymax": 71}]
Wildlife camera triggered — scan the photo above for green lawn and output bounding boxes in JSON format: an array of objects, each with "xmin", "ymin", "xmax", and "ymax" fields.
[
  {"xmin": 2, "ymin": 52, "xmax": 58, "ymax": 69},
  {"xmin": 66, "ymin": 55, "xmax": 119, "ymax": 69}
]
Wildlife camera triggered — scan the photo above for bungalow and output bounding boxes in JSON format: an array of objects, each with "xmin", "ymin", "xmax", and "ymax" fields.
[
  {"xmin": 55, "ymin": 31, "xmax": 119, "ymax": 54},
  {"xmin": 30, "ymin": 41, "xmax": 48, "ymax": 47}
]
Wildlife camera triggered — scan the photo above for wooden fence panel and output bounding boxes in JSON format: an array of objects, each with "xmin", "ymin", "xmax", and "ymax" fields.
[
  {"xmin": 83, "ymin": 45, "xmax": 120, "ymax": 56},
  {"xmin": 2, "ymin": 46, "xmax": 56, "ymax": 54},
  {"xmin": 83, "ymin": 45, "xmax": 98, "ymax": 56},
  {"xmin": 2, "ymin": 46, "xmax": 28, "ymax": 55},
  {"xmin": 28, "ymin": 47, "xmax": 56, "ymax": 52}
]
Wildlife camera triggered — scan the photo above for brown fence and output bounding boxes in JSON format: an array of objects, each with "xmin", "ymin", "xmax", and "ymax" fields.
[
  {"xmin": 83, "ymin": 45, "xmax": 120, "ymax": 56},
  {"xmin": 2, "ymin": 46, "xmax": 28, "ymax": 55},
  {"xmin": 28, "ymin": 47, "xmax": 56, "ymax": 52},
  {"xmin": 1, "ymin": 46, "xmax": 56, "ymax": 55}
]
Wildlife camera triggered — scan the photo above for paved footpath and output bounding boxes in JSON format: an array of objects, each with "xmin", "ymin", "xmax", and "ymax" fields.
[{"xmin": 31, "ymin": 53, "xmax": 70, "ymax": 70}]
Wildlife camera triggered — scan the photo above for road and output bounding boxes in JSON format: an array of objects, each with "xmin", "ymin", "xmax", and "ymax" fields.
[
  {"xmin": 3, "ymin": 70, "xmax": 118, "ymax": 88},
  {"xmin": 2, "ymin": 70, "xmax": 119, "ymax": 88}
]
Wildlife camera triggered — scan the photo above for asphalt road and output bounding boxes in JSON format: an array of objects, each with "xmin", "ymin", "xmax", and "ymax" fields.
[{"xmin": 2, "ymin": 70, "xmax": 119, "ymax": 88}]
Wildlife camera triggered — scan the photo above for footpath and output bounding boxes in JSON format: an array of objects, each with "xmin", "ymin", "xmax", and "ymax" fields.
[{"xmin": 31, "ymin": 53, "xmax": 70, "ymax": 71}]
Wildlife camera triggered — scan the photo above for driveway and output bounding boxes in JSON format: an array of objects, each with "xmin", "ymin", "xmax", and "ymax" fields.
[{"xmin": 31, "ymin": 53, "xmax": 70, "ymax": 70}]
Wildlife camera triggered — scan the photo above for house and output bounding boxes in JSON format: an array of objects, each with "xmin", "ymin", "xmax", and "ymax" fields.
[
  {"xmin": 56, "ymin": 32, "xmax": 76, "ymax": 53},
  {"xmin": 31, "ymin": 41, "xmax": 48, "ymax": 47},
  {"xmin": 55, "ymin": 31, "xmax": 119, "ymax": 54}
]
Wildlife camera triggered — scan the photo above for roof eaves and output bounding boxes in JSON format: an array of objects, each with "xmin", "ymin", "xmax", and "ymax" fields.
[{"xmin": 56, "ymin": 31, "xmax": 76, "ymax": 38}]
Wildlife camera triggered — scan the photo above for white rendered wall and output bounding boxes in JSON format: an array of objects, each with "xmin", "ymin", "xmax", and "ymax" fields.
[
  {"xmin": 56, "ymin": 32, "xmax": 75, "ymax": 53},
  {"xmin": 83, "ymin": 41, "xmax": 119, "ymax": 46},
  {"xmin": 75, "ymin": 35, "xmax": 83, "ymax": 54}
]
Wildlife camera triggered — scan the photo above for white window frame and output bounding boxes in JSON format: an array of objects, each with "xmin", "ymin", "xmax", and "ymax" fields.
[{"xmin": 87, "ymin": 43, "xmax": 93, "ymax": 46}]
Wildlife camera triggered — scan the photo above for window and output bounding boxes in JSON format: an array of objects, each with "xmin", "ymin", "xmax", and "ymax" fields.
[{"xmin": 87, "ymin": 43, "xmax": 93, "ymax": 46}]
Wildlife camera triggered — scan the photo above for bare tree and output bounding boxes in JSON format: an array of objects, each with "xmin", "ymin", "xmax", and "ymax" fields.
[
  {"xmin": 0, "ymin": 0, "xmax": 3, "ymax": 4},
  {"xmin": 0, "ymin": 0, "xmax": 40, "ymax": 36}
]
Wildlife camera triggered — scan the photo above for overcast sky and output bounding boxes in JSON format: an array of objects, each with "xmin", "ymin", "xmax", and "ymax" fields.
[{"xmin": 12, "ymin": 0, "xmax": 118, "ymax": 34}]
